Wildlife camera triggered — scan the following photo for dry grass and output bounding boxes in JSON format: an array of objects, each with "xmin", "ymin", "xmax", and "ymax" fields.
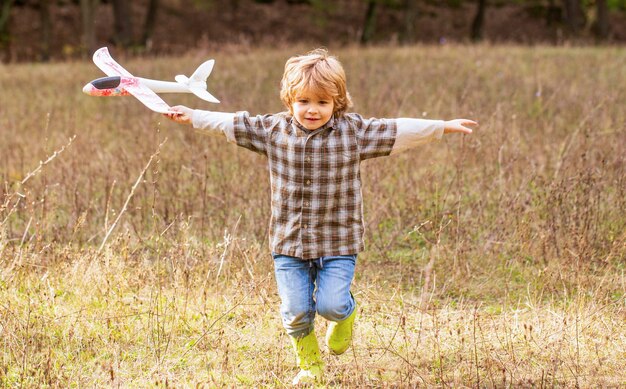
[{"xmin": 1, "ymin": 44, "xmax": 625, "ymax": 386}]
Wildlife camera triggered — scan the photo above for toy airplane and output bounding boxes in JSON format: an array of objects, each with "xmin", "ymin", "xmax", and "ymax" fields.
[{"xmin": 82, "ymin": 47, "xmax": 219, "ymax": 113}]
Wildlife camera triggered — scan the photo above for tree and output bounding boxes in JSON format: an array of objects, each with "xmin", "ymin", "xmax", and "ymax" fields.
[
  {"xmin": 0, "ymin": 0, "xmax": 14, "ymax": 62},
  {"xmin": 141, "ymin": 0, "xmax": 159, "ymax": 49},
  {"xmin": 360, "ymin": 0, "xmax": 378, "ymax": 44},
  {"xmin": 80, "ymin": 0, "xmax": 99, "ymax": 57},
  {"xmin": 562, "ymin": 0, "xmax": 586, "ymax": 33},
  {"xmin": 112, "ymin": 0, "xmax": 133, "ymax": 48},
  {"xmin": 361, "ymin": 0, "xmax": 416, "ymax": 44},
  {"xmin": 471, "ymin": 0, "xmax": 486, "ymax": 42},
  {"xmin": 401, "ymin": 0, "xmax": 419, "ymax": 44},
  {"xmin": 39, "ymin": 0, "xmax": 52, "ymax": 61},
  {"xmin": 545, "ymin": 0, "xmax": 561, "ymax": 26},
  {"xmin": 594, "ymin": 0, "xmax": 609, "ymax": 39}
]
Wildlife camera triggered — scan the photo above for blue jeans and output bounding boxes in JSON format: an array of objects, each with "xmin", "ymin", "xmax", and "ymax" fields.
[{"xmin": 272, "ymin": 253, "xmax": 357, "ymax": 338}]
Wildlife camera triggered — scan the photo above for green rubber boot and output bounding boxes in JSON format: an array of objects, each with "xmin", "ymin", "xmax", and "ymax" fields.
[
  {"xmin": 290, "ymin": 331, "xmax": 323, "ymax": 385},
  {"xmin": 325, "ymin": 305, "xmax": 357, "ymax": 355}
]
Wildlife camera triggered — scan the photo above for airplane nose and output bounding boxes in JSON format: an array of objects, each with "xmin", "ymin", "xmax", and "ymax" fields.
[{"xmin": 82, "ymin": 83, "xmax": 93, "ymax": 95}]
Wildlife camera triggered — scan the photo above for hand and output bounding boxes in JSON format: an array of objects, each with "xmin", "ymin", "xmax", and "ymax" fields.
[
  {"xmin": 164, "ymin": 105, "xmax": 193, "ymax": 125},
  {"xmin": 443, "ymin": 119, "xmax": 477, "ymax": 135}
]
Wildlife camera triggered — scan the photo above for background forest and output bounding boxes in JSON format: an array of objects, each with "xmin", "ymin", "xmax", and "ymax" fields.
[
  {"xmin": 0, "ymin": 0, "xmax": 625, "ymax": 62},
  {"xmin": 0, "ymin": 0, "xmax": 624, "ymax": 387}
]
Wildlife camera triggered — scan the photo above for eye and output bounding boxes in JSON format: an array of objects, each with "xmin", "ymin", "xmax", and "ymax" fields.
[{"xmin": 298, "ymin": 99, "xmax": 308, "ymax": 103}]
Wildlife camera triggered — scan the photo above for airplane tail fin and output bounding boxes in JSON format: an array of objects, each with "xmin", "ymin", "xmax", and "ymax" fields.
[
  {"xmin": 190, "ymin": 59, "xmax": 215, "ymax": 83},
  {"xmin": 175, "ymin": 59, "xmax": 220, "ymax": 104}
]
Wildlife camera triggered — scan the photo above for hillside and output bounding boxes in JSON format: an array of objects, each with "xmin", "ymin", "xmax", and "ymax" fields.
[{"xmin": 4, "ymin": 0, "xmax": 626, "ymax": 62}]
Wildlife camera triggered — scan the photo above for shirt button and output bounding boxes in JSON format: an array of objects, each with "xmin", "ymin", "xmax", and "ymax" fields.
[
  {"xmin": 306, "ymin": 157, "xmax": 311, "ymax": 162},
  {"xmin": 304, "ymin": 201, "xmax": 310, "ymax": 207},
  {"xmin": 306, "ymin": 180, "xmax": 311, "ymax": 185},
  {"xmin": 304, "ymin": 225, "xmax": 308, "ymax": 229}
]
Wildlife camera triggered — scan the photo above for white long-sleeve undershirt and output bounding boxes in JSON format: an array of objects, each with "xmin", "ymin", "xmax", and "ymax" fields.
[
  {"xmin": 391, "ymin": 118, "xmax": 444, "ymax": 155},
  {"xmin": 192, "ymin": 110, "xmax": 237, "ymax": 142},
  {"xmin": 191, "ymin": 110, "xmax": 445, "ymax": 153}
]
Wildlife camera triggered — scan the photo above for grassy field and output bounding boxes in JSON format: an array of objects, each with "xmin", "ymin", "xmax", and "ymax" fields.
[{"xmin": 0, "ymin": 45, "xmax": 624, "ymax": 387}]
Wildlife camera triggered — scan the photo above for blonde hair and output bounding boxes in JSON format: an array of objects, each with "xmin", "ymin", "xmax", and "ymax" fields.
[{"xmin": 280, "ymin": 48, "xmax": 353, "ymax": 116}]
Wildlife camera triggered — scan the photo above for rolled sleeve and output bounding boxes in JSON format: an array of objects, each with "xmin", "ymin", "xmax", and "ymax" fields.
[
  {"xmin": 233, "ymin": 111, "xmax": 284, "ymax": 156},
  {"xmin": 345, "ymin": 113, "xmax": 397, "ymax": 161}
]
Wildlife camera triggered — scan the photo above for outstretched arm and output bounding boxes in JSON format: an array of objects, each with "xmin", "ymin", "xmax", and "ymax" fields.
[
  {"xmin": 164, "ymin": 105, "xmax": 236, "ymax": 141},
  {"xmin": 391, "ymin": 117, "xmax": 477, "ymax": 155}
]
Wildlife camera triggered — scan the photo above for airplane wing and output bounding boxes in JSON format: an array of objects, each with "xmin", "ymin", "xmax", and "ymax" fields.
[
  {"xmin": 123, "ymin": 82, "xmax": 175, "ymax": 114},
  {"xmin": 92, "ymin": 47, "xmax": 175, "ymax": 114},
  {"xmin": 93, "ymin": 47, "xmax": 134, "ymax": 77}
]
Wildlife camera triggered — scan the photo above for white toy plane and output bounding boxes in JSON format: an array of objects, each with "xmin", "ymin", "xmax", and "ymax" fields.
[{"xmin": 82, "ymin": 47, "xmax": 219, "ymax": 113}]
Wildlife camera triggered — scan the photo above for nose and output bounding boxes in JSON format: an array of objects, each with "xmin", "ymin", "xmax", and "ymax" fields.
[{"xmin": 82, "ymin": 83, "xmax": 93, "ymax": 95}]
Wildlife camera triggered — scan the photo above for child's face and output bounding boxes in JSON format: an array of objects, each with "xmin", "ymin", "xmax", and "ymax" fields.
[{"xmin": 291, "ymin": 90, "xmax": 334, "ymax": 131}]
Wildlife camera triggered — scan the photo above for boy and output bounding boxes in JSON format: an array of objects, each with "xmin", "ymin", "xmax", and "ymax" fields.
[{"xmin": 165, "ymin": 48, "xmax": 476, "ymax": 385}]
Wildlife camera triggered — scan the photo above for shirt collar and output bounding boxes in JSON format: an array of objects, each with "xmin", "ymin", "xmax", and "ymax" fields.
[{"xmin": 290, "ymin": 115, "xmax": 336, "ymax": 135}]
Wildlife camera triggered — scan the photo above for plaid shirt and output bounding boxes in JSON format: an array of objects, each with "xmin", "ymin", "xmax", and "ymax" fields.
[{"xmin": 233, "ymin": 111, "xmax": 397, "ymax": 259}]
